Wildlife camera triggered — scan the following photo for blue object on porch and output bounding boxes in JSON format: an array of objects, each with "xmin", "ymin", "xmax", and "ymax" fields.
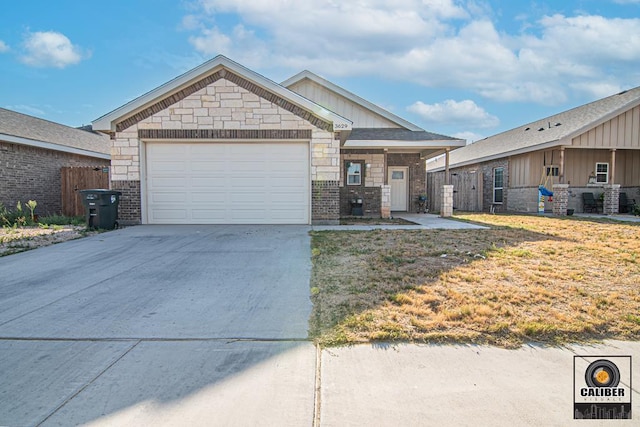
[{"xmin": 538, "ymin": 185, "xmax": 553, "ymax": 197}]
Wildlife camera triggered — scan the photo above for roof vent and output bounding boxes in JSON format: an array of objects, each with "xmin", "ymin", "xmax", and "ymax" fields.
[
  {"xmin": 525, "ymin": 127, "xmax": 530, "ymax": 131},
  {"xmin": 555, "ymin": 122, "xmax": 562, "ymax": 127},
  {"xmin": 538, "ymin": 127, "xmax": 545, "ymax": 131},
  {"xmin": 618, "ymin": 90, "xmax": 628, "ymax": 95}
]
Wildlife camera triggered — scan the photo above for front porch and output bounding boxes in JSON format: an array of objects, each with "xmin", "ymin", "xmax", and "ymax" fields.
[{"xmin": 338, "ymin": 128, "xmax": 465, "ymax": 219}]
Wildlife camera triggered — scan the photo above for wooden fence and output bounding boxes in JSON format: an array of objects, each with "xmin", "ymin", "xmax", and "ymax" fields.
[
  {"xmin": 61, "ymin": 167, "xmax": 110, "ymax": 216},
  {"xmin": 427, "ymin": 170, "xmax": 483, "ymax": 213}
]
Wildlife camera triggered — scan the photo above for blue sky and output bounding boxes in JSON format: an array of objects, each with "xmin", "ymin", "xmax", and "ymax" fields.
[{"xmin": 1, "ymin": 0, "xmax": 639, "ymax": 142}]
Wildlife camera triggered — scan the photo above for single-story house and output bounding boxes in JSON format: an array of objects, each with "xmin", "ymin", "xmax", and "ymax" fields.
[
  {"xmin": 0, "ymin": 108, "xmax": 111, "ymax": 216},
  {"xmin": 427, "ymin": 87, "xmax": 640, "ymax": 215},
  {"xmin": 92, "ymin": 55, "xmax": 464, "ymax": 225}
]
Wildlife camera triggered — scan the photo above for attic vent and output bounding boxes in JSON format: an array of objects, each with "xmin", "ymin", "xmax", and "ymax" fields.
[
  {"xmin": 525, "ymin": 127, "xmax": 530, "ymax": 131},
  {"xmin": 538, "ymin": 127, "xmax": 545, "ymax": 131},
  {"xmin": 555, "ymin": 122, "xmax": 562, "ymax": 127},
  {"xmin": 617, "ymin": 90, "xmax": 628, "ymax": 95}
]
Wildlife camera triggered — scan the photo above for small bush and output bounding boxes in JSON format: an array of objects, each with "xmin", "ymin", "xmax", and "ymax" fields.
[
  {"xmin": 38, "ymin": 215, "xmax": 85, "ymax": 226},
  {"xmin": 1, "ymin": 202, "xmax": 35, "ymax": 227}
]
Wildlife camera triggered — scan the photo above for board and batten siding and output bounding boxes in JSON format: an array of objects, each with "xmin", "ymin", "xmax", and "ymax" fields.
[
  {"xmin": 564, "ymin": 148, "xmax": 640, "ymax": 186},
  {"xmin": 287, "ymin": 80, "xmax": 399, "ymax": 129},
  {"xmin": 572, "ymin": 105, "xmax": 640, "ymax": 149}
]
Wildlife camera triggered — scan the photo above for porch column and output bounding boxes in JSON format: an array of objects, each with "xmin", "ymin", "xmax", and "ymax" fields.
[
  {"xmin": 445, "ymin": 149, "xmax": 450, "ymax": 185},
  {"xmin": 380, "ymin": 185, "xmax": 391, "ymax": 219},
  {"xmin": 559, "ymin": 147, "xmax": 565, "ymax": 184},
  {"xmin": 610, "ymin": 149, "xmax": 616, "ymax": 184},
  {"xmin": 441, "ymin": 185, "xmax": 453, "ymax": 217},
  {"xmin": 603, "ymin": 184, "xmax": 620, "ymax": 215},
  {"xmin": 552, "ymin": 184, "xmax": 569, "ymax": 216},
  {"xmin": 383, "ymin": 149, "xmax": 388, "ymax": 185}
]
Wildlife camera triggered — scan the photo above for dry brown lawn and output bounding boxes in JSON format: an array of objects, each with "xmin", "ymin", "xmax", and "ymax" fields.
[{"xmin": 310, "ymin": 214, "xmax": 640, "ymax": 348}]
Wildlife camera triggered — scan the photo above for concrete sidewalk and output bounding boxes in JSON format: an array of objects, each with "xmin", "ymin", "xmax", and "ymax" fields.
[
  {"xmin": 313, "ymin": 213, "xmax": 487, "ymax": 231},
  {"xmin": 320, "ymin": 341, "xmax": 640, "ymax": 426}
]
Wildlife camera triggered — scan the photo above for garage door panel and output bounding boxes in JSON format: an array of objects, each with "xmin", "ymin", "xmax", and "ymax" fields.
[
  {"xmin": 146, "ymin": 142, "xmax": 309, "ymax": 224},
  {"xmin": 151, "ymin": 192, "xmax": 188, "ymax": 203},
  {"xmin": 151, "ymin": 209, "xmax": 188, "ymax": 221},
  {"xmin": 149, "ymin": 177, "xmax": 188, "ymax": 188}
]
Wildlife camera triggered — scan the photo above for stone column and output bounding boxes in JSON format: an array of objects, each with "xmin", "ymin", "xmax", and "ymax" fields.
[
  {"xmin": 380, "ymin": 185, "xmax": 391, "ymax": 219},
  {"xmin": 552, "ymin": 184, "xmax": 569, "ymax": 216},
  {"xmin": 603, "ymin": 184, "xmax": 620, "ymax": 215},
  {"xmin": 441, "ymin": 185, "xmax": 453, "ymax": 217}
]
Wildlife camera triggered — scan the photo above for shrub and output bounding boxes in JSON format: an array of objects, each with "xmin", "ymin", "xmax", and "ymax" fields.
[{"xmin": 38, "ymin": 214, "xmax": 85, "ymax": 226}]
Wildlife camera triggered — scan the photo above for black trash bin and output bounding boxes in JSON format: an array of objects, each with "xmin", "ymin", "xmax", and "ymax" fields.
[
  {"xmin": 350, "ymin": 198, "xmax": 363, "ymax": 216},
  {"xmin": 79, "ymin": 189, "xmax": 122, "ymax": 230}
]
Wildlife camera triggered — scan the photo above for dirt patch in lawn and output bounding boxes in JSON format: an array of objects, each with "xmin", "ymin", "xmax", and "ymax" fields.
[
  {"xmin": 0, "ymin": 226, "xmax": 98, "ymax": 256},
  {"xmin": 310, "ymin": 214, "xmax": 640, "ymax": 348},
  {"xmin": 340, "ymin": 217, "xmax": 416, "ymax": 225}
]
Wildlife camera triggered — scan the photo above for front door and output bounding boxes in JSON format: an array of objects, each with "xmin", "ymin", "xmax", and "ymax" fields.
[{"xmin": 389, "ymin": 167, "xmax": 408, "ymax": 211}]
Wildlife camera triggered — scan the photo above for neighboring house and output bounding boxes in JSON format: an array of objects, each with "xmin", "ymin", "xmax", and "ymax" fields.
[
  {"xmin": 92, "ymin": 55, "xmax": 464, "ymax": 225},
  {"xmin": 427, "ymin": 87, "xmax": 640, "ymax": 215},
  {"xmin": 0, "ymin": 108, "xmax": 110, "ymax": 215}
]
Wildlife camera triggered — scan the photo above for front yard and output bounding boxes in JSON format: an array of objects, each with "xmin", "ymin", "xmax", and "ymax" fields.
[{"xmin": 310, "ymin": 214, "xmax": 640, "ymax": 348}]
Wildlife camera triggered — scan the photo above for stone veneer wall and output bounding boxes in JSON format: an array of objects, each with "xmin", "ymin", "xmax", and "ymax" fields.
[
  {"xmin": 110, "ymin": 75, "xmax": 340, "ymax": 223},
  {"xmin": 0, "ymin": 141, "xmax": 109, "ymax": 215}
]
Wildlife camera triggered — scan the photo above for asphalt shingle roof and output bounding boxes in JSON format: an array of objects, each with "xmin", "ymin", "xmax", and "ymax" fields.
[
  {"xmin": 348, "ymin": 128, "xmax": 459, "ymax": 141},
  {"xmin": 441, "ymin": 86, "xmax": 640, "ymax": 169},
  {"xmin": 0, "ymin": 108, "xmax": 110, "ymax": 155}
]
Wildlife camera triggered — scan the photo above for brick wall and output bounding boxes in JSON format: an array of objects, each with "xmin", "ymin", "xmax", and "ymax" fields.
[
  {"xmin": 481, "ymin": 159, "xmax": 509, "ymax": 212},
  {"xmin": 110, "ymin": 181, "xmax": 141, "ymax": 224},
  {"xmin": 312, "ymin": 180, "xmax": 339, "ymax": 224},
  {"xmin": 339, "ymin": 186, "xmax": 382, "ymax": 217},
  {"xmin": 0, "ymin": 141, "xmax": 109, "ymax": 216},
  {"xmin": 388, "ymin": 153, "xmax": 425, "ymax": 206}
]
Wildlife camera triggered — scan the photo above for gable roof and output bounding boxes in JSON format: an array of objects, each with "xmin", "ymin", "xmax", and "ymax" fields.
[
  {"xmin": 92, "ymin": 55, "xmax": 352, "ymax": 133},
  {"xmin": 431, "ymin": 86, "xmax": 640, "ymax": 170},
  {"xmin": 0, "ymin": 108, "xmax": 110, "ymax": 158},
  {"xmin": 282, "ymin": 70, "xmax": 423, "ymax": 131}
]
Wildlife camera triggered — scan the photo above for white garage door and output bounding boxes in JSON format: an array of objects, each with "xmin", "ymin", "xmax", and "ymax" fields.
[{"xmin": 145, "ymin": 142, "xmax": 309, "ymax": 224}]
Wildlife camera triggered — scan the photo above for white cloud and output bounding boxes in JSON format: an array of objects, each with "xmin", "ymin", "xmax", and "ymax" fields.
[
  {"xmin": 20, "ymin": 31, "xmax": 87, "ymax": 68},
  {"xmin": 184, "ymin": 2, "xmax": 640, "ymax": 105},
  {"xmin": 4, "ymin": 104, "xmax": 46, "ymax": 116},
  {"xmin": 452, "ymin": 131, "xmax": 485, "ymax": 144},
  {"xmin": 0, "ymin": 40, "xmax": 9, "ymax": 53},
  {"xmin": 408, "ymin": 99, "xmax": 499, "ymax": 128}
]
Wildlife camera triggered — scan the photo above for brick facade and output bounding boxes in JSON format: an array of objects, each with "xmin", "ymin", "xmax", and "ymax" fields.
[
  {"xmin": 388, "ymin": 153, "xmax": 426, "ymax": 209},
  {"xmin": 312, "ymin": 180, "xmax": 340, "ymax": 224},
  {"xmin": 339, "ymin": 186, "xmax": 382, "ymax": 217},
  {"xmin": 110, "ymin": 180, "xmax": 141, "ymax": 224},
  {"xmin": 0, "ymin": 141, "xmax": 109, "ymax": 216},
  {"xmin": 481, "ymin": 159, "xmax": 509, "ymax": 212}
]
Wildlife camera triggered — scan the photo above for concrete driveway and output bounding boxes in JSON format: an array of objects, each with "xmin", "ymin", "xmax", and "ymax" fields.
[{"xmin": 0, "ymin": 225, "xmax": 316, "ymax": 426}]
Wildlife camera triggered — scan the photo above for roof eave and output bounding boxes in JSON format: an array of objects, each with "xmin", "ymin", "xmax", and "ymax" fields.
[
  {"xmin": 343, "ymin": 139, "xmax": 466, "ymax": 150},
  {"xmin": 429, "ymin": 139, "xmax": 568, "ymax": 172},
  {"xmin": 93, "ymin": 56, "xmax": 352, "ymax": 132},
  {"xmin": 1, "ymin": 133, "xmax": 111, "ymax": 159}
]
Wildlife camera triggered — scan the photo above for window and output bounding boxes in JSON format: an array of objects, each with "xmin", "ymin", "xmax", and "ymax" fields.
[
  {"xmin": 596, "ymin": 162, "xmax": 608, "ymax": 184},
  {"xmin": 545, "ymin": 166, "xmax": 559, "ymax": 177},
  {"xmin": 391, "ymin": 171, "xmax": 404, "ymax": 180},
  {"xmin": 346, "ymin": 162, "xmax": 362, "ymax": 185},
  {"xmin": 493, "ymin": 167, "xmax": 504, "ymax": 203}
]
